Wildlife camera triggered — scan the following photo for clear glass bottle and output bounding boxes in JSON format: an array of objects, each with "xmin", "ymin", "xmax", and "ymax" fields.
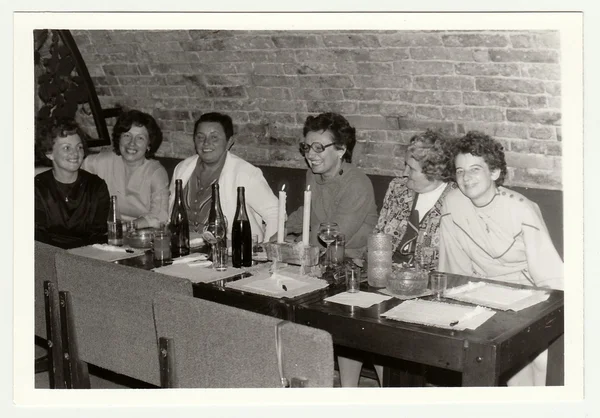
[
  {"xmin": 204, "ymin": 183, "xmax": 228, "ymax": 271},
  {"xmin": 107, "ymin": 195, "xmax": 123, "ymax": 246},
  {"xmin": 170, "ymin": 179, "xmax": 190, "ymax": 257},
  {"xmin": 231, "ymin": 186, "xmax": 252, "ymax": 268}
]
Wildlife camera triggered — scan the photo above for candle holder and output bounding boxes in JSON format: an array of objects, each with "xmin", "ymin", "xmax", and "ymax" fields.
[{"xmin": 263, "ymin": 242, "xmax": 320, "ymax": 276}]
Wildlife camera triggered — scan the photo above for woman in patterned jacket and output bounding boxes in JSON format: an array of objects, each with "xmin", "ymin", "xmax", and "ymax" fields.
[{"xmin": 338, "ymin": 129, "xmax": 455, "ymax": 387}]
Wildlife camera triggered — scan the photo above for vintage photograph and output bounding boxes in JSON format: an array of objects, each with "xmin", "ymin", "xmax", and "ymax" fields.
[{"xmin": 13, "ymin": 9, "xmax": 585, "ymax": 413}]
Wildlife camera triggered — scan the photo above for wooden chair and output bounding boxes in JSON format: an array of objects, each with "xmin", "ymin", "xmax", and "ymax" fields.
[
  {"xmin": 153, "ymin": 292, "xmax": 335, "ymax": 388},
  {"xmin": 54, "ymin": 251, "xmax": 193, "ymax": 388},
  {"xmin": 34, "ymin": 241, "xmax": 65, "ymax": 387}
]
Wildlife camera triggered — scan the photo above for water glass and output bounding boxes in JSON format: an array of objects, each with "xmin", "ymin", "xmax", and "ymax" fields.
[
  {"xmin": 331, "ymin": 234, "xmax": 345, "ymax": 266},
  {"xmin": 212, "ymin": 240, "xmax": 228, "ymax": 271},
  {"xmin": 430, "ymin": 272, "xmax": 448, "ymax": 300},
  {"xmin": 346, "ymin": 267, "xmax": 360, "ymax": 293},
  {"xmin": 153, "ymin": 228, "xmax": 172, "ymax": 265},
  {"xmin": 251, "ymin": 234, "xmax": 260, "ymax": 260}
]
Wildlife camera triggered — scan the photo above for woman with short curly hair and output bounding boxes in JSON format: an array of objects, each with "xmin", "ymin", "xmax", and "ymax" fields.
[
  {"xmin": 35, "ymin": 119, "xmax": 110, "ymax": 248},
  {"xmin": 375, "ymin": 129, "xmax": 456, "ymax": 268},
  {"xmin": 337, "ymin": 130, "xmax": 456, "ymax": 388},
  {"xmin": 439, "ymin": 131, "xmax": 563, "ymax": 386},
  {"xmin": 82, "ymin": 109, "xmax": 169, "ymax": 229}
]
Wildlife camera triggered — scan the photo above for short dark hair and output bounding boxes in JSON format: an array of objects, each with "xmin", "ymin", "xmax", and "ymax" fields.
[
  {"xmin": 193, "ymin": 112, "xmax": 234, "ymax": 140},
  {"xmin": 407, "ymin": 129, "xmax": 454, "ymax": 182},
  {"xmin": 35, "ymin": 118, "xmax": 88, "ymax": 166},
  {"xmin": 302, "ymin": 112, "xmax": 356, "ymax": 163},
  {"xmin": 112, "ymin": 109, "xmax": 163, "ymax": 158},
  {"xmin": 450, "ymin": 131, "xmax": 508, "ymax": 186}
]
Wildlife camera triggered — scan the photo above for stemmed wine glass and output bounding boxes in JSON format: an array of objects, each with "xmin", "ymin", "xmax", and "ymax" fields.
[{"xmin": 318, "ymin": 222, "xmax": 339, "ymax": 269}]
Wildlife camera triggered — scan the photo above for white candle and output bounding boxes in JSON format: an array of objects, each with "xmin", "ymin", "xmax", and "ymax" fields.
[
  {"xmin": 302, "ymin": 185, "xmax": 311, "ymax": 246},
  {"xmin": 277, "ymin": 185, "xmax": 287, "ymax": 243}
]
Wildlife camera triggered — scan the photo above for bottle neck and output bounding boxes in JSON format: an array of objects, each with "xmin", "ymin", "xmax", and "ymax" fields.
[
  {"xmin": 234, "ymin": 188, "xmax": 249, "ymax": 221},
  {"xmin": 174, "ymin": 180, "xmax": 184, "ymax": 204},
  {"xmin": 108, "ymin": 197, "xmax": 120, "ymax": 221}
]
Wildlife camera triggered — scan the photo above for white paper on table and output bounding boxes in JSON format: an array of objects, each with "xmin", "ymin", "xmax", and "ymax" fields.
[
  {"xmin": 68, "ymin": 245, "xmax": 144, "ymax": 262},
  {"xmin": 171, "ymin": 253, "xmax": 208, "ymax": 264},
  {"xmin": 152, "ymin": 263, "xmax": 245, "ymax": 283},
  {"xmin": 324, "ymin": 291, "xmax": 393, "ymax": 308},
  {"xmin": 381, "ymin": 299, "xmax": 495, "ymax": 331},
  {"xmin": 225, "ymin": 267, "xmax": 328, "ymax": 299},
  {"xmin": 444, "ymin": 281, "xmax": 549, "ymax": 311}
]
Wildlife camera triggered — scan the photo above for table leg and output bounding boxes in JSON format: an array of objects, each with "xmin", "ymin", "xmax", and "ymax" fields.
[
  {"xmin": 382, "ymin": 363, "xmax": 427, "ymax": 387},
  {"xmin": 546, "ymin": 334, "xmax": 564, "ymax": 386},
  {"xmin": 462, "ymin": 341, "xmax": 499, "ymax": 387}
]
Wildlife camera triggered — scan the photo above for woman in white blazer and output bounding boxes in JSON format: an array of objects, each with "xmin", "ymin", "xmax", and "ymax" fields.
[{"xmin": 168, "ymin": 112, "xmax": 279, "ymax": 243}]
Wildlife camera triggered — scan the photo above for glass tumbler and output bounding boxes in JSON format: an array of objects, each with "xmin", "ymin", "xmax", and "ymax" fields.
[{"xmin": 153, "ymin": 225, "xmax": 172, "ymax": 266}]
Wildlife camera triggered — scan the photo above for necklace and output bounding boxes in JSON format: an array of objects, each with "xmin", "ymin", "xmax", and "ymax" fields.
[{"xmin": 55, "ymin": 179, "xmax": 78, "ymax": 204}]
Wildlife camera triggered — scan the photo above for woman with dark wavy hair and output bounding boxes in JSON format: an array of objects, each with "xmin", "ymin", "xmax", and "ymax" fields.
[
  {"xmin": 35, "ymin": 119, "xmax": 110, "ymax": 248},
  {"xmin": 82, "ymin": 109, "xmax": 169, "ymax": 229},
  {"xmin": 285, "ymin": 112, "xmax": 378, "ymax": 257},
  {"xmin": 439, "ymin": 131, "xmax": 563, "ymax": 386}
]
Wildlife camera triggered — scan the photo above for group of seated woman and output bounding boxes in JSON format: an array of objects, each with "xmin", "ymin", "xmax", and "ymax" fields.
[{"xmin": 34, "ymin": 109, "xmax": 563, "ymax": 387}]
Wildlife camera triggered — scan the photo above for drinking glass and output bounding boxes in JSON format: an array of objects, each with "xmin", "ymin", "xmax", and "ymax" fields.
[
  {"xmin": 204, "ymin": 221, "xmax": 228, "ymax": 271},
  {"xmin": 430, "ymin": 272, "xmax": 448, "ymax": 300},
  {"xmin": 346, "ymin": 266, "xmax": 360, "ymax": 293},
  {"xmin": 331, "ymin": 233, "xmax": 345, "ymax": 267},
  {"xmin": 153, "ymin": 224, "xmax": 172, "ymax": 266},
  {"xmin": 318, "ymin": 222, "xmax": 339, "ymax": 269}
]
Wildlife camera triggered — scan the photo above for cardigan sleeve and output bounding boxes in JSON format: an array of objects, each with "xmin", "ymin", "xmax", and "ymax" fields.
[{"xmin": 522, "ymin": 201, "xmax": 564, "ymax": 290}]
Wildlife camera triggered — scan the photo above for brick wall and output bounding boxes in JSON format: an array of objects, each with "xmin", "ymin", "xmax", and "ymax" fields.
[{"xmin": 69, "ymin": 29, "xmax": 562, "ymax": 190}]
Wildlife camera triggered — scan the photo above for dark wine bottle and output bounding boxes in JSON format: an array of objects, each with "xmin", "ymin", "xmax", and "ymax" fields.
[
  {"xmin": 170, "ymin": 179, "xmax": 190, "ymax": 257},
  {"xmin": 231, "ymin": 186, "xmax": 252, "ymax": 268}
]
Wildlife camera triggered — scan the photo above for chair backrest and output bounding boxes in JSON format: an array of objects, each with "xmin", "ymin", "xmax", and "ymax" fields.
[
  {"xmin": 153, "ymin": 292, "xmax": 334, "ymax": 388},
  {"xmin": 34, "ymin": 241, "xmax": 64, "ymax": 338},
  {"xmin": 54, "ymin": 251, "xmax": 193, "ymax": 386}
]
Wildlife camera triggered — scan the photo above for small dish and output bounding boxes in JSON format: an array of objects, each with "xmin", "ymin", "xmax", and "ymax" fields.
[{"xmin": 386, "ymin": 265, "xmax": 429, "ymax": 297}]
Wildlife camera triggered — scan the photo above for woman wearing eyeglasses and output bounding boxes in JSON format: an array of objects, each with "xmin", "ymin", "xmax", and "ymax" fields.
[
  {"xmin": 286, "ymin": 113, "xmax": 378, "ymax": 258},
  {"xmin": 82, "ymin": 109, "xmax": 169, "ymax": 229}
]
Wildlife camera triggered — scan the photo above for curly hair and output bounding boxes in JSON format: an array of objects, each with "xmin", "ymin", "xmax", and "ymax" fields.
[
  {"xmin": 407, "ymin": 129, "xmax": 454, "ymax": 182},
  {"xmin": 450, "ymin": 131, "xmax": 507, "ymax": 186},
  {"xmin": 35, "ymin": 118, "xmax": 89, "ymax": 166},
  {"xmin": 193, "ymin": 112, "xmax": 234, "ymax": 140},
  {"xmin": 112, "ymin": 109, "xmax": 163, "ymax": 158},
  {"xmin": 303, "ymin": 112, "xmax": 356, "ymax": 163}
]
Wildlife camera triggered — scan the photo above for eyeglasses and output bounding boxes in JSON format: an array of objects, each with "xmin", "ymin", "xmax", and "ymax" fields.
[{"xmin": 298, "ymin": 142, "xmax": 335, "ymax": 156}]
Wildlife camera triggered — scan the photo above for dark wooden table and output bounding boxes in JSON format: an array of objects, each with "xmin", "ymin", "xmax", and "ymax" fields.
[
  {"xmin": 293, "ymin": 274, "xmax": 564, "ymax": 387},
  {"xmin": 118, "ymin": 251, "xmax": 564, "ymax": 387},
  {"xmin": 117, "ymin": 250, "xmax": 340, "ymax": 321}
]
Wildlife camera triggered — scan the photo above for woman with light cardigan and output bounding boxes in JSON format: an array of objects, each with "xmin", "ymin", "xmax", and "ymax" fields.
[{"xmin": 168, "ymin": 112, "xmax": 279, "ymax": 243}]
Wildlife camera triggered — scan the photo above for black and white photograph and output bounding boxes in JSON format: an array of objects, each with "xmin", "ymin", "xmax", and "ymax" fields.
[{"xmin": 7, "ymin": 4, "xmax": 592, "ymax": 418}]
